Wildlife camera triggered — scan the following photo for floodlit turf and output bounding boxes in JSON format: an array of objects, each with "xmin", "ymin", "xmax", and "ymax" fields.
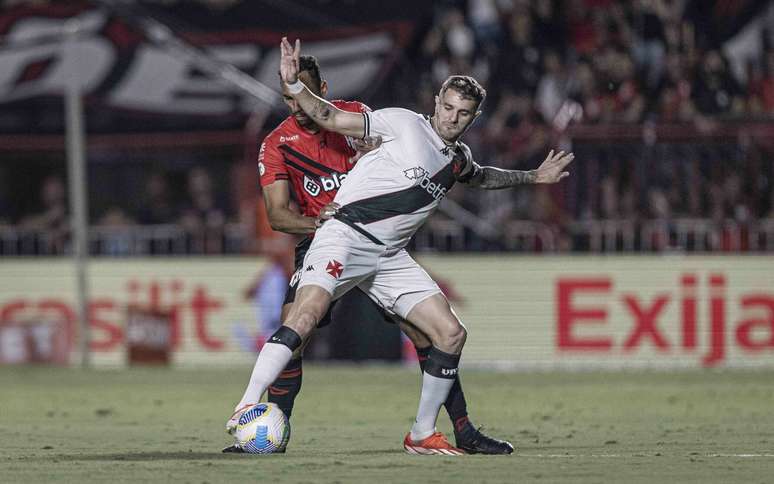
[{"xmin": 2, "ymin": 366, "xmax": 774, "ymax": 483}]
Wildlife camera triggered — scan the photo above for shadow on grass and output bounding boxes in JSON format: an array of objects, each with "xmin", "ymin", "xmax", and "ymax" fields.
[
  {"xmin": 44, "ymin": 452, "xmax": 253, "ymax": 462},
  {"xmin": 39, "ymin": 448, "xmax": 401, "ymax": 462}
]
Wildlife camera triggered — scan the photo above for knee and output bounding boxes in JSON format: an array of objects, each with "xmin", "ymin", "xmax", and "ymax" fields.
[
  {"xmin": 438, "ymin": 321, "xmax": 467, "ymax": 352},
  {"xmin": 399, "ymin": 321, "xmax": 432, "ymax": 348}
]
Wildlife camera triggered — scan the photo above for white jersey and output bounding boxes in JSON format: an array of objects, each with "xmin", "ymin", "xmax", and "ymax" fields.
[{"xmin": 333, "ymin": 108, "xmax": 476, "ymax": 248}]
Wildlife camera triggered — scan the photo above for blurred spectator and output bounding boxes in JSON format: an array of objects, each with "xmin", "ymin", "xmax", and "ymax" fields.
[
  {"xmin": 692, "ymin": 50, "xmax": 744, "ymax": 116},
  {"xmin": 748, "ymin": 50, "xmax": 774, "ymax": 115},
  {"xmin": 240, "ymin": 233, "xmax": 295, "ymax": 351},
  {"xmin": 97, "ymin": 207, "xmax": 136, "ymax": 256},
  {"xmin": 178, "ymin": 167, "xmax": 227, "ymax": 254},
  {"xmin": 422, "ymin": 8, "xmax": 488, "ymax": 86},
  {"xmin": 19, "ymin": 175, "xmax": 69, "ymax": 254},
  {"xmin": 626, "ymin": 0, "xmax": 667, "ymax": 89},
  {"xmin": 0, "ymin": 168, "xmax": 11, "ymax": 226},
  {"xmin": 135, "ymin": 172, "xmax": 179, "ymax": 225},
  {"xmin": 653, "ymin": 52, "xmax": 695, "ymax": 121},
  {"xmin": 535, "ymin": 50, "xmax": 568, "ymax": 123},
  {"xmin": 467, "ymin": 0, "xmax": 503, "ymax": 50},
  {"xmin": 492, "ymin": 10, "xmax": 542, "ymax": 95}
]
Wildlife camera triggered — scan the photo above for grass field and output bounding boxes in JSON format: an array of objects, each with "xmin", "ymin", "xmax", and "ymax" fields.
[{"xmin": 2, "ymin": 365, "xmax": 774, "ymax": 483}]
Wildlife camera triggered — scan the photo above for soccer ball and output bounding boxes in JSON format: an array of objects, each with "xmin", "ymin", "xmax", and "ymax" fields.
[{"xmin": 233, "ymin": 403, "xmax": 290, "ymax": 454}]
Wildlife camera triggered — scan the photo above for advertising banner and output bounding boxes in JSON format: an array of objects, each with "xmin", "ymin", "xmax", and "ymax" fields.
[
  {"xmin": 419, "ymin": 255, "xmax": 774, "ymax": 369},
  {"xmin": 0, "ymin": 255, "xmax": 772, "ymax": 368}
]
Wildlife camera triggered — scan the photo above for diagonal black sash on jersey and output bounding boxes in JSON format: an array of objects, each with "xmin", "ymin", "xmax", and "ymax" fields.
[
  {"xmin": 278, "ymin": 144, "xmax": 338, "ymax": 176},
  {"xmin": 333, "ymin": 212, "xmax": 386, "ymax": 245},
  {"xmin": 333, "ymin": 162, "xmax": 457, "ymax": 245}
]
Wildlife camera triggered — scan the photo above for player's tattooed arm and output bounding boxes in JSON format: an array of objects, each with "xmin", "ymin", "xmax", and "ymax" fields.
[
  {"xmin": 309, "ymin": 99, "xmax": 332, "ymax": 122},
  {"xmin": 468, "ymin": 150, "xmax": 575, "ymax": 189},
  {"xmin": 468, "ymin": 166, "xmax": 537, "ymax": 188},
  {"xmin": 280, "ymin": 37, "xmax": 365, "ymax": 138}
]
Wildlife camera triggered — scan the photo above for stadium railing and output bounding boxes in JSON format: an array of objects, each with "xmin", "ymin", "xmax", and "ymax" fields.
[{"xmin": 2, "ymin": 218, "xmax": 773, "ymax": 255}]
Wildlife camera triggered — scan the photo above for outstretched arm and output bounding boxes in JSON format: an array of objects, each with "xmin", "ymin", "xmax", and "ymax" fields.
[
  {"xmin": 280, "ymin": 37, "xmax": 366, "ymax": 138},
  {"xmin": 467, "ymin": 150, "xmax": 575, "ymax": 189}
]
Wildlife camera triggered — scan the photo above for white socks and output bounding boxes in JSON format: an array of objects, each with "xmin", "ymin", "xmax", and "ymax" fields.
[
  {"xmin": 409, "ymin": 372, "xmax": 455, "ymax": 441},
  {"xmin": 236, "ymin": 343, "xmax": 293, "ymax": 410}
]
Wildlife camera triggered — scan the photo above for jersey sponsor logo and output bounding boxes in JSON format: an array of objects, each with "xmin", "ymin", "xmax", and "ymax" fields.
[
  {"xmin": 325, "ymin": 260, "xmax": 344, "ymax": 278},
  {"xmin": 258, "ymin": 162, "xmax": 266, "ymax": 177},
  {"xmin": 320, "ymin": 172, "xmax": 348, "ymax": 191},
  {"xmin": 403, "ymin": 167, "xmax": 428, "ymax": 180},
  {"xmin": 303, "ymin": 175, "xmax": 321, "ymax": 196},
  {"xmin": 280, "ymin": 135, "xmax": 300, "ymax": 142},
  {"xmin": 405, "ymin": 166, "xmax": 447, "ymax": 202},
  {"xmin": 302, "ymin": 173, "xmax": 348, "ymax": 197}
]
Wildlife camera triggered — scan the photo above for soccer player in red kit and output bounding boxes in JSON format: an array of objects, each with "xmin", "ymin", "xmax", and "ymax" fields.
[{"xmin": 226, "ymin": 55, "xmax": 512, "ymax": 455}]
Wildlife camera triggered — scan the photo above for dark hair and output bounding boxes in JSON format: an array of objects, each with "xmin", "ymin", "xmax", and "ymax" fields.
[
  {"xmin": 298, "ymin": 55, "xmax": 323, "ymax": 90},
  {"xmin": 440, "ymin": 75, "xmax": 486, "ymax": 109}
]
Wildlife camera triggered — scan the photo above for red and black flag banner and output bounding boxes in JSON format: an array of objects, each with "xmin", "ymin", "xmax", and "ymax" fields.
[{"xmin": 0, "ymin": 1, "xmax": 424, "ymax": 134}]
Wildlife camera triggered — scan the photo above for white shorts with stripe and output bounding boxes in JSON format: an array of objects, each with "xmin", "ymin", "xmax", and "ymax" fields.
[{"xmin": 297, "ymin": 219, "xmax": 442, "ymax": 319}]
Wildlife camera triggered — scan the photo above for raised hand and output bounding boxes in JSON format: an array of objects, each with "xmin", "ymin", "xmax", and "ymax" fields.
[
  {"xmin": 279, "ymin": 36, "xmax": 301, "ymax": 85},
  {"xmin": 534, "ymin": 149, "xmax": 575, "ymax": 184}
]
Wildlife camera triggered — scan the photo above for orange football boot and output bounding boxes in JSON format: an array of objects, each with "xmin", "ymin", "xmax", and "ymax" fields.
[{"xmin": 403, "ymin": 432, "xmax": 465, "ymax": 456}]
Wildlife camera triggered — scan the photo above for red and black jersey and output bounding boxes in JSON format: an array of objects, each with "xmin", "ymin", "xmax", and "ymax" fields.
[{"xmin": 258, "ymin": 100, "xmax": 369, "ymax": 218}]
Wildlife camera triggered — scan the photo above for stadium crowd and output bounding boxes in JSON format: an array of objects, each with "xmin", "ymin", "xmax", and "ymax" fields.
[{"xmin": 1, "ymin": 0, "xmax": 772, "ymax": 254}]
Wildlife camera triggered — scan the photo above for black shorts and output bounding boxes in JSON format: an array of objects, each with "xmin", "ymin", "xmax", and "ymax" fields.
[{"xmin": 283, "ymin": 236, "xmax": 392, "ymax": 328}]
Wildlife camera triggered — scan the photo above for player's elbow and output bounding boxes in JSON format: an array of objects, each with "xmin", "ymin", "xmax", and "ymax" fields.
[{"xmin": 267, "ymin": 213, "xmax": 286, "ymax": 232}]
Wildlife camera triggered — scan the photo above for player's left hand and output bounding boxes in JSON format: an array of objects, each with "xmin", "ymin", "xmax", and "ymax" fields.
[
  {"xmin": 280, "ymin": 36, "xmax": 301, "ymax": 85},
  {"xmin": 315, "ymin": 202, "xmax": 340, "ymax": 228},
  {"xmin": 351, "ymin": 135, "xmax": 382, "ymax": 153},
  {"xmin": 534, "ymin": 149, "xmax": 574, "ymax": 184}
]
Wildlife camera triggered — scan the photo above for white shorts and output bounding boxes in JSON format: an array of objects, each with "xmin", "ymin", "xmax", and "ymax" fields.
[{"xmin": 297, "ymin": 219, "xmax": 442, "ymax": 319}]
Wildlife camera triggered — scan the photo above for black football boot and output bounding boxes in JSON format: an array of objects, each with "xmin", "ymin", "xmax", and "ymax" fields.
[{"xmin": 454, "ymin": 426, "xmax": 514, "ymax": 455}]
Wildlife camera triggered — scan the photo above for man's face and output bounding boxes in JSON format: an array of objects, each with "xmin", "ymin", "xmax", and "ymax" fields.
[
  {"xmin": 281, "ymin": 71, "xmax": 324, "ymax": 129},
  {"xmin": 433, "ymin": 88, "xmax": 480, "ymax": 142}
]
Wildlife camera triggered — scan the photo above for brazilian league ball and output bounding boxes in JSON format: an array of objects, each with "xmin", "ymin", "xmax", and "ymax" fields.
[{"xmin": 233, "ymin": 403, "xmax": 290, "ymax": 454}]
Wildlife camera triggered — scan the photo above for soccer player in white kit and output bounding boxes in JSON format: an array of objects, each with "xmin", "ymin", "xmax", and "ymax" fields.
[{"xmin": 229, "ymin": 37, "xmax": 575, "ymax": 455}]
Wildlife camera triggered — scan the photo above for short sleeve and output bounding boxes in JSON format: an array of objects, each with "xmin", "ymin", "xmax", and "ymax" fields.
[
  {"xmin": 258, "ymin": 138, "xmax": 288, "ymax": 187},
  {"xmin": 363, "ymin": 107, "xmax": 417, "ymax": 140},
  {"xmin": 333, "ymin": 101, "xmax": 372, "ymax": 150},
  {"xmin": 333, "ymin": 99, "xmax": 371, "ymax": 114}
]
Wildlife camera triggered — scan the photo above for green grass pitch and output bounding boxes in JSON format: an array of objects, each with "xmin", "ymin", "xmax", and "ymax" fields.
[{"xmin": 1, "ymin": 366, "xmax": 773, "ymax": 483}]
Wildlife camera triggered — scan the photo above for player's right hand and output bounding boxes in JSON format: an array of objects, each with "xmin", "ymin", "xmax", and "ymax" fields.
[
  {"xmin": 315, "ymin": 202, "xmax": 340, "ymax": 228},
  {"xmin": 280, "ymin": 36, "xmax": 300, "ymax": 85}
]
